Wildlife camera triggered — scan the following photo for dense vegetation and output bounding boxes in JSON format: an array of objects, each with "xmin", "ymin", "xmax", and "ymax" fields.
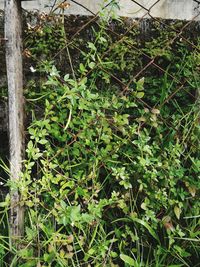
[{"xmin": 0, "ymin": 4, "xmax": 200, "ymax": 266}]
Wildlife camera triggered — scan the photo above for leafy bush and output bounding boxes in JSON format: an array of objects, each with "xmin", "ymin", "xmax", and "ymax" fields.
[{"xmin": 1, "ymin": 10, "xmax": 200, "ymax": 267}]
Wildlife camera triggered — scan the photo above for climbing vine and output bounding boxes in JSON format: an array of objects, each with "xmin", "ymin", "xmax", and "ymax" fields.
[{"xmin": 0, "ymin": 9, "xmax": 200, "ymax": 267}]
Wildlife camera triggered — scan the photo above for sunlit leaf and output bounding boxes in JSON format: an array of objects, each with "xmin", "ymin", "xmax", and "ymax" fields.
[{"xmin": 120, "ymin": 254, "xmax": 135, "ymax": 266}]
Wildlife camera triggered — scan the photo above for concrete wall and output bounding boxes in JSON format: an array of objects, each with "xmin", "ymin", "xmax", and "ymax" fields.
[{"xmin": 0, "ymin": 0, "xmax": 200, "ymax": 20}]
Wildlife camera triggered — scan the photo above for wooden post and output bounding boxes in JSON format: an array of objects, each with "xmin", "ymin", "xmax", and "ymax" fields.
[{"xmin": 5, "ymin": 0, "xmax": 24, "ymax": 242}]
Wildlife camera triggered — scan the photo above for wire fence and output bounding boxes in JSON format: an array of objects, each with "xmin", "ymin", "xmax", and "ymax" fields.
[
  {"xmin": 0, "ymin": 0, "xmax": 199, "ymax": 172},
  {"xmin": 0, "ymin": 1, "xmax": 200, "ymax": 265},
  {"xmin": 22, "ymin": 0, "xmax": 200, "ymax": 145},
  {"xmin": 0, "ymin": 1, "xmax": 199, "ymax": 180}
]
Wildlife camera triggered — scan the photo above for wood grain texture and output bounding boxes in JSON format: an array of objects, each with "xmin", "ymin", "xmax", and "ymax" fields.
[{"xmin": 5, "ymin": 0, "xmax": 24, "ymax": 241}]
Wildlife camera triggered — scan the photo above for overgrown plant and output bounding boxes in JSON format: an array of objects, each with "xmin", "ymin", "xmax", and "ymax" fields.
[{"xmin": 0, "ymin": 3, "xmax": 200, "ymax": 267}]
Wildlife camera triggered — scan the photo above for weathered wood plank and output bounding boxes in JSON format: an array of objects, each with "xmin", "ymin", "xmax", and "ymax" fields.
[{"xmin": 5, "ymin": 0, "xmax": 24, "ymax": 241}]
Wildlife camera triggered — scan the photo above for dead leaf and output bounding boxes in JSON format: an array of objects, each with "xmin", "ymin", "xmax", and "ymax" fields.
[
  {"xmin": 151, "ymin": 108, "xmax": 160, "ymax": 114},
  {"xmin": 188, "ymin": 186, "xmax": 196, "ymax": 197},
  {"xmin": 174, "ymin": 205, "xmax": 181, "ymax": 220},
  {"xmin": 58, "ymin": 2, "xmax": 70, "ymax": 9}
]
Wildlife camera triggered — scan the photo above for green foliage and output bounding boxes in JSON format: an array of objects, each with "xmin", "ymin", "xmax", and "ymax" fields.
[
  {"xmin": 1, "ymin": 10, "xmax": 200, "ymax": 267},
  {"xmin": 25, "ymin": 14, "xmax": 65, "ymax": 58}
]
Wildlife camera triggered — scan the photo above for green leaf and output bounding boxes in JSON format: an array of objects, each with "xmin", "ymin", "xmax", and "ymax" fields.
[
  {"xmin": 141, "ymin": 202, "xmax": 147, "ymax": 210},
  {"xmin": 25, "ymin": 227, "xmax": 36, "ymax": 241},
  {"xmin": 79, "ymin": 63, "xmax": 86, "ymax": 73},
  {"xmin": 60, "ymin": 200, "xmax": 67, "ymax": 209},
  {"xmin": 136, "ymin": 92, "xmax": 144, "ymax": 98},
  {"xmin": 88, "ymin": 62, "xmax": 96, "ymax": 69},
  {"xmin": 88, "ymin": 42, "xmax": 96, "ymax": 51},
  {"xmin": 0, "ymin": 194, "xmax": 10, "ymax": 207},
  {"xmin": 50, "ymin": 65, "xmax": 60, "ymax": 77},
  {"xmin": 81, "ymin": 213, "xmax": 95, "ymax": 223},
  {"xmin": 38, "ymin": 139, "xmax": 48, "ymax": 145},
  {"xmin": 88, "ymin": 248, "xmax": 95, "ymax": 255},
  {"xmin": 136, "ymin": 77, "xmax": 144, "ymax": 91},
  {"xmin": 120, "ymin": 254, "xmax": 135, "ymax": 266},
  {"xmin": 64, "ymin": 74, "xmax": 70, "ymax": 81},
  {"xmin": 28, "ymin": 128, "xmax": 35, "ymax": 136},
  {"xmin": 129, "ymin": 217, "xmax": 159, "ymax": 242},
  {"xmin": 99, "ymin": 37, "xmax": 107, "ymax": 43},
  {"xmin": 27, "ymin": 141, "xmax": 33, "ymax": 150},
  {"xmin": 44, "ymin": 252, "xmax": 55, "ymax": 263},
  {"xmin": 19, "ymin": 260, "xmax": 37, "ymax": 267},
  {"xmin": 18, "ymin": 248, "xmax": 33, "ymax": 258},
  {"xmin": 0, "ymin": 201, "xmax": 8, "ymax": 208},
  {"xmin": 70, "ymin": 205, "xmax": 81, "ymax": 223}
]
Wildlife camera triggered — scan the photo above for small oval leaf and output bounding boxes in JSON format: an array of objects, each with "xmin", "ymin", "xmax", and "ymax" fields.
[
  {"xmin": 174, "ymin": 206, "xmax": 181, "ymax": 220},
  {"xmin": 120, "ymin": 254, "xmax": 135, "ymax": 266},
  {"xmin": 136, "ymin": 92, "xmax": 144, "ymax": 99}
]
